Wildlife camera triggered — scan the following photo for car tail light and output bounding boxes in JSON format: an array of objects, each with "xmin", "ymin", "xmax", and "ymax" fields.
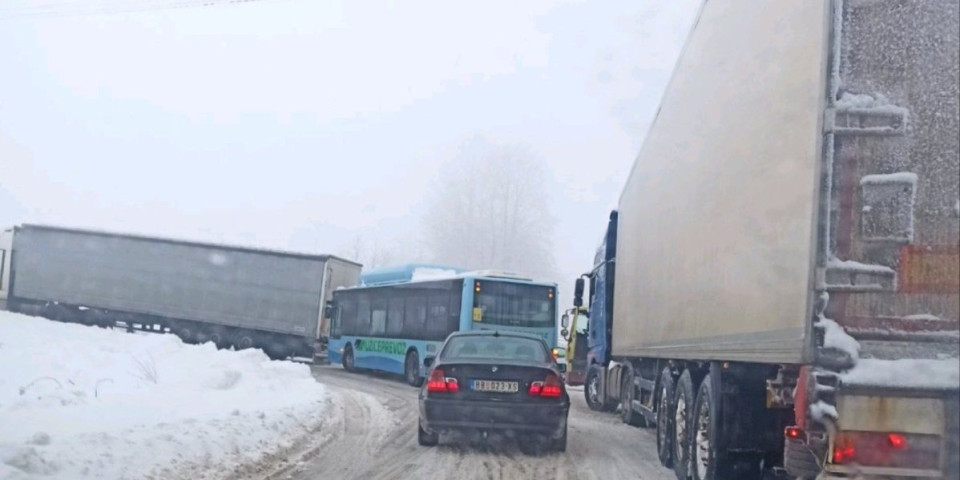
[
  {"xmin": 831, "ymin": 431, "xmax": 940, "ymax": 470},
  {"xmin": 528, "ymin": 373, "xmax": 563, "ymax": 397},
  {"xmin": 785, "ymin": 426, "xmax": 804, "ymax": 440},
  {"xmin": 426, "ymin": 369, "xmax": 458, "ymax": 393}
]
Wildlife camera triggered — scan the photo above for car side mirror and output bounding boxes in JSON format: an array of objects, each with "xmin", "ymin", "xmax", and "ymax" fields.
[
  {"xmin": 561, "ymin": 313, "xmax": 570, "ymax": 329},
  {"xmin": 573, "ymin": 278, "xmax": 585, "ymax": 307},
  {"xmin": 424, "ymin": 356, "xmax": 435, "ymax": 368},
  {"xmin": 324, "ymin": 301, "xmax": 335, "ymax": 319},
  {"xmin": 561, "ymin": 328, "xmax": 569, "ymax": 338}
]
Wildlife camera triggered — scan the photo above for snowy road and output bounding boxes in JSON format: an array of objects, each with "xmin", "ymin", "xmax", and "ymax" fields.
[{"xmin": 248, "ymin": 365, "xmax": 673, "ymax": 480}]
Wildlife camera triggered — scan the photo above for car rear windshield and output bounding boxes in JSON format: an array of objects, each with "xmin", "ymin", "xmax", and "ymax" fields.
[{"xmin": 441, "ymin": 335, "xmax": 548, "ymax": 363}]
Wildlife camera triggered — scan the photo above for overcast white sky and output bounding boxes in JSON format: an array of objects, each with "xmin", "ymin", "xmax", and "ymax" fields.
[{"xmin": 0, "ymin": 0, "xmax": 700, "ymax": 302}]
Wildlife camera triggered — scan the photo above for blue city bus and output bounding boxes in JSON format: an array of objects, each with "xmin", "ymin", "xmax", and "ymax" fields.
[{"xmin": 327, "ymin": 265, "xmax": 558, "ymax": 386}]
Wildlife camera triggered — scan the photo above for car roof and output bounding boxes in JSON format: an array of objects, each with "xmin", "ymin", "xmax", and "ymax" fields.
[{"xmin": 447, "ymin": 330, "xmax": 545, "ymax": 342}]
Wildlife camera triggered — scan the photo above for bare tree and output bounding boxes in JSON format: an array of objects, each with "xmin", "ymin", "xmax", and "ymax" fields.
[
  {"xmin": 423, "ymin": 137, "xmax": 556, "ymax": 278},
  {"xmin": 339, "ymin": 232, "xmax": 402, "ymax": 270}
]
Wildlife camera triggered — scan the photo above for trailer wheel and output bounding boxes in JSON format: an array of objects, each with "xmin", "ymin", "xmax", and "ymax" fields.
[
  {"xmin": 233, "ymin": 331, "xmax": 255, "ymax": 350},
  {"xmin": 206, "ymin": 329, "xmax": 229, "ymax": 350},
  {"xmin": 673, "ymin": 370, "xmax": 695, "ymax": 480},
  {"xmin": 693, "ymin": 374, "xmax": 730, "ymax": 480},
  {"xmin": 620, "ymin": 370, "xmax": 646, "ymax": 427},
  {"xmin": 175, "ymin": 325, "xmax": 196, "ymax": 344},
  {"xmin": 342, "ymin": 344, "xmax": 356, "ymax": 372},
  {"xmin": 657, "ymin": 367, "xmax": 676, "ymax": 468},
  {"xmin": 405, "ymin": 350, "xmax": 422, "ymax": 387}
]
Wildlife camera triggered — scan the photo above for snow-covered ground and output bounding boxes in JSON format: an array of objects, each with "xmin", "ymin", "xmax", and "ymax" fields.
[{"xmin": 0, "ymin": 312, "xmax": 328, "ymax": 480}]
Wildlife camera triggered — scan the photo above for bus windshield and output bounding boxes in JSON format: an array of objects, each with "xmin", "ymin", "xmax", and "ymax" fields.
[{"xmin": 474, "ymin": 280, "xmax": 555, "ymax": 328}]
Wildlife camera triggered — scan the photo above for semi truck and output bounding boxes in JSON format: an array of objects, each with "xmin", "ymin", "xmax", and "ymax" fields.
[
  {"xmin": 570, "ymin": 1, "xmax": 960, "ymax": 479},
  {"xmin": 0, "ymin": 224, "xmax": 361, "ymax": 360}
]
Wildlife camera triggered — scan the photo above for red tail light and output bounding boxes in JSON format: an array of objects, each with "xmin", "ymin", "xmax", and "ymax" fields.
[
  {"xmin": 528, "ymin": 373, "xmax": 563, "ymax": 397},
  {"xmin": 426, "ymin": 369, "xmax": 458, "ymax": 393},
  {"xmin": 832, "ymin": 431, "xmax": 939, "ymax": 469},
  {"xmin": 785, "ymin": 426, "xmax": 804, "ymax": 440},
  {"xmin": 888, "ymin": 433, "xmax": 907, "ymax": 449},
  {"xmin": 833, "ymin": 444, "xmax": 856, "ymax": 463}
]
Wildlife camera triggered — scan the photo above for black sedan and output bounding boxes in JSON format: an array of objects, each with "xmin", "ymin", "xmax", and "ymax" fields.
[{"xmin": 417, "ymin": 330, "xmax": 570, "ymax": 454}]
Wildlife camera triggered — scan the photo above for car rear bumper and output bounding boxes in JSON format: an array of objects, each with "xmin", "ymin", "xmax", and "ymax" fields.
[{"xmin": 420, "ymin": 398, "xmax": 568, "ymax": 436}]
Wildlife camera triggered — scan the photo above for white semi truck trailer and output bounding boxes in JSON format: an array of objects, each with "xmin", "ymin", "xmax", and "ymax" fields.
[{"xmin": 570, "ymin": 1, "xmax": 960, "ymax": 479}]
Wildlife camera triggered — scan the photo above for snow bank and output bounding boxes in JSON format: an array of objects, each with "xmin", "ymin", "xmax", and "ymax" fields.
[
  {"xmin": 841, "ymin": 358, "xmax": 960, "ymax": 390},
  {"xmin": 835, "ymin": 92, "xmax": 908, "ymax": 117},
  {"xmin": 820, "ymin": 317, "xmax": 861, "ymax": 362},
  {"xmin": 410, "ymin": 267, "xmax": 460, "ymax": 282},
  {"xmin": 826, "ymin": 257, "xmax": 895, "ymax": 275},
  {"xmin": 0, "ymin": 312, "xmax": 327, "ymax": 480},
  {"xmin": 860, "ymin": 172, "xmax": 918, "ymax": 186}
]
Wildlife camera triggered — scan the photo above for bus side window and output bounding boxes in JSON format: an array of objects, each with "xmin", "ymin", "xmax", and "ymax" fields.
[
  {"xmin": 387, "ymin": 296, "xmax": 404, "ymax": 336},
  {"xmin": 427, "ymin": 294, "xmax": 448, "ymax": 341},
  {"xmin": 371, "ymin": 299, "xmax": 387, "ymax": 337},
  {"xmin": 357, "ymin": 295, "xmax": 371, "ymax": 337},
  {"xmin": 403, "ymin": 295, "xmax": 426, "ymax": 338},
  {"xmin": 339, "ymin": 296, "xmax": 357, "ymax": 336}
]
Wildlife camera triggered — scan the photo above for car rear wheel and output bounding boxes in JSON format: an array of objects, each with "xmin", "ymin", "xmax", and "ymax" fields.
[
  {"xmin": 342, "ymin": 345, "xmax": 356, "ymax": 372},
  {"xmin": 657, "ymin": 367, "xmax": 676, "ymax": 468},
  {"xmin": 673, "ymin": 370, "xmax": 695, "ymax": 480},
  {"xmin": 417, "ymin": 420, "xmax": 438, "ymax": 447},
  {"xmin": 405, "ymin": 350, "xmax": 422, "ymax": 387},
  {"xmin": 552, "ymin": 426, "xmax": 568, "ymax": 452}
]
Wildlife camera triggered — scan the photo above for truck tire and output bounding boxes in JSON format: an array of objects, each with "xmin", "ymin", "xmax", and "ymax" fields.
[
  {"xmin": 405, "ymin": 350, "xmax": 423, "ymax": 387},
  {"xmin": 232, "ymin": 331, "xmax": 255, "ymax": 350},
  {"xmin": 620, "ymin": 370, "xmax": 646, "ymax": 427},
  {"xmin": 585, "ymin": 365, "xmax": 613, "ymax": 412},
  {"xmin": 175, "ymin": 324, "xmax": 196, "ymax": 344},
  {"xmin": 692, "ymin": 374, "xmax": 730, "ymax": 480},
  {"xmin": 205, "ymin": 328, "xmax": 230, "ymax": 350},
  {"xmin": 673, "ymin": 370, "xmax": 695, "ymax": 480},
  {"xmin": 657, "ymin": 367, "xmax": 676, "ymax": 468}
]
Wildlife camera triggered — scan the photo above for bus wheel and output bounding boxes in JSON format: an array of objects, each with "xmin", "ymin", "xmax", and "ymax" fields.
[
  {"xmin": 405, "ymin": 350, "xmax": 422, "ymax": 387},
  {"xmin": 342, "ymin": 344, "xmax": 356, "ymax": 372}
]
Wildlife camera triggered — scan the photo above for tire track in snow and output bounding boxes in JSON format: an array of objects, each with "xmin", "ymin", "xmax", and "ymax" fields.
[{"xmin": 259, "ymin": 366, "xmax": 673, "ymax": 480}]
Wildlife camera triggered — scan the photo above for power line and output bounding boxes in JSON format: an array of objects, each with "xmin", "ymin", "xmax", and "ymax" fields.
[{"xmin": 0, "ymin": 0, "xmax": 287, "ymax": 20}]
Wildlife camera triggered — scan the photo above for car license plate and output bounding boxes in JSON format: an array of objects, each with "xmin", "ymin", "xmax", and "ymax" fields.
[{"xmin": 472, "ymin": 380, "xmax": 518, "ymax": 393}]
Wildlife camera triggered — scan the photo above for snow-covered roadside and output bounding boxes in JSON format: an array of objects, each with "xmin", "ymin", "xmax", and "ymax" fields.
[{"xmin": 0, "ymin": 311, "xmax": 329, "ymax": 480}]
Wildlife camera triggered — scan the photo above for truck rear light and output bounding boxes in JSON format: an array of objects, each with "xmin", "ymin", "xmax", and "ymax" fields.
[
  {"xmin": 887, "ymin": 433, "xmax": 907, "ymax": 449},
  {"xmin": 529, "ymin": 373, "xmax": 563, "ymax": 397},
  {"xmin": 831, "ymin": 431, "xmax": 939, "ymax": 469},
  {"xmin": 426, "ymin": 369, "xmax": 458, "ymax": 393},
  {"xmin": 785, "ymin": 426, "xmax": 804, "ymax": 440}
]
